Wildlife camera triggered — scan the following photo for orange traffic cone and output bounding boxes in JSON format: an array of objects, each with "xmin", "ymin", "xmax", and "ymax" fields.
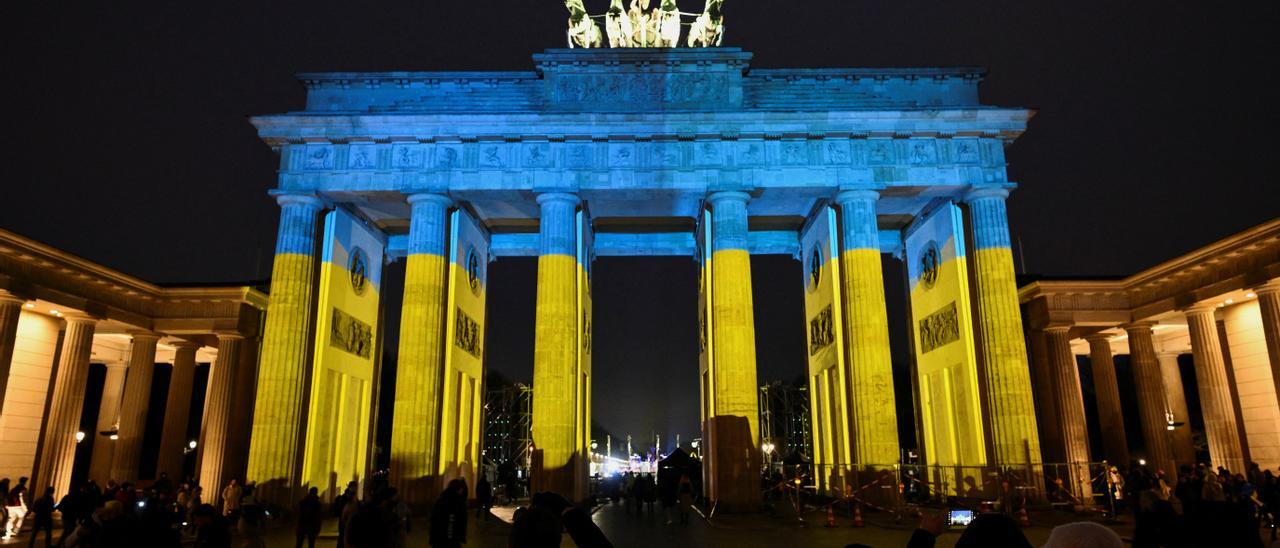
[
  {"xmin": 1018, "ymin": 505, "xmax": 1030, "ymax": 527},
  {"xmin": 824, "ymin": 505, "xmax": 837, "ymax": 528},
  {"xmin": 852, "ymin": 503, "xmax": 865, "ymax": 528}
]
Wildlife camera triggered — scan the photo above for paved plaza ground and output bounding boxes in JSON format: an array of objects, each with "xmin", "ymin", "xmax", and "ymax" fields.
[
  {"xmin": 3, "ymin": 500, "xmax": 1276, "ymax": 547},
  {"xmin": 0, "ymin": 500, "xmax": 1104, "ymax": 548}
]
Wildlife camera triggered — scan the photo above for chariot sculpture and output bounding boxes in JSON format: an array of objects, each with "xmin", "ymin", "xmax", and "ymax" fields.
[{"xmin": 564, "ymin": 0, "xmax": 725, "ymax": 49}]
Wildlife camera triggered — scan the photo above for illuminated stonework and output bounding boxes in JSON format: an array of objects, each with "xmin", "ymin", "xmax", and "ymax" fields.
[
  {"xmin": 244, "ymin": 47, "xmax": 1041, "ymax": 508},
  {"xmin": 0, "ymin": 230, "xmax": 265, "ymax": 503},
  {"xmin": 1020, "ymin": 219, "xmax": 1280, "ymax": 475}
]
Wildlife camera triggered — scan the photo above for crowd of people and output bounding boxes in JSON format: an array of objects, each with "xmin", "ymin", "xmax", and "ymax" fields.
[
  {"xmin": 595, "ymin": 470, "xmax": 695, "ymax": 526},
  {"xmin": 1, "ymin": 459, "xmax": 1275, "ymax": 547}
]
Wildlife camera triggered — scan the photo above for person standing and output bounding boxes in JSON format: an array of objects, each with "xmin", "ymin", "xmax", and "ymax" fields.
[
  {"xmin": 337, "ymin": 493, "xmax": 359, "ymax": 548},
  {"xmin": 5, "ymin": 477, "xmax": 28, "ymax": 539},
  {"xmin": 0, "ymin": 478, "xmax": 9, "ymax": 540},
  {"xmin": 190, "ymin": 503, "xmax": 231, "ymax": 548},
  {"xmin": 676, "ymin": 473, "xmax": 693, "ymax": 526},
  {"xmin": 475, "ymin": 475, "xmax": 493, "ymax": 521},
  {"xmin": 220, "ymin": 479, "xmax": 241, "ymax": 518},
  {"xmin": 237, "ymin": 483, "xmax": 267, "ymax": 548},
  {"xmin": 429, "ymin": 479, "xmax": 468, "ymax": 548},
  {"xmin": 295, "ymin": 487, "xmax": 322, "ymax": 548},
  {"xmin": 26, "ymin": 487, "xmax": 54, "ymax": 547},
  {"xmin": 56, "ymin": 484, "xmax": 87, "ymax": 544}
]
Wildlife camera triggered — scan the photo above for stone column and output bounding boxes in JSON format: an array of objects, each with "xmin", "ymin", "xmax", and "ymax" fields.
[
  {"xmin": 0, "ymin": 289, "xmax": 23, "ymax": 417},
  {"xmin": 390, "ymin": 192, "xmax": 452, "ymax": 504},
  {"xmin": 1086, "ymin": 335, "xmax": 1130, "ymax": 466},
  {"xmin": 834, "ymin": 190, "xmax": 899, "ymax": 466},
  {"xmin": 1045, "ymin": 326, "xmax": 1093, "ymax": 504},
  {"xmin": 1157, "ymin": 351, "xmax": 1196, "ymax": 467},
  {"xmin": 704, "ymin": 191, "xmax": 761, "ymax": 508},
  {"xmin": 1124, "ymin": 323, "xmax": 1175, "ymax": 476},
  {"xmin": 110, "ymin": 331, "xmax": 161, "ymax": 482},
  {"xmin": 1255, "ymin": 280, "xmax": 1280, "ymax": 408},
  {"xmin": 964, "ymin": 187, "xmax": 1042, "ymax": 466},
  {"xmin": 531, "ymin": 192, "xmax": 582, "ymax": 498},
  {"xmin": 88, "ymin": 361, "xmax": 127, "ymax": 483},
  {"xmin": 1028, "ymin": 329, "xmax": 1063, "ymax": 462},
  {"xmin": 1184, "ymin": 306, "xmax": 1246, "ymax": 472},
  {"xmin": 199, "ymin": 333, "xmax": 243, "ymax": 504},
  {"xmin": 36, "ymin": 315, "xmax": 96, "ymax": 498},
  {"xmin": 245, "ymin": 192, "xmax": 324, "ymax": 506},
  {"xmin": 156, "ymin": 341, "xmax": 200, "ymax": 481}
]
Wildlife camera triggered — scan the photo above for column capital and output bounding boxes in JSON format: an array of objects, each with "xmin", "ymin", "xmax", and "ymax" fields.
[
  {"xmin": 1156, "ymin": 350, "xmax": 1183, "ymax": 360},
  {"xmin": 103, "ymin": 360, "xmax": 128, "ymax": 370},
  {"xmin": 406, "ymin": 192, "xmax": 453, "ymax": 207},
  {"xmin": 1183, "ymin": 303, "xmax": 1219, "ymax": 318},
  {"xmin": 1253, "ymin": 278, "xmax": 1280, "ymax": 296},
  {"xmin": 834, "ymin": 189, "xmax": 881, "ymax": 206},
  {"xmin": 963, "ymin": 185, "xmax": 1013, "ymax": 203},
  {"xmin": 706, "ymin": 190, "xmax": 751, "ymax": 206},
  {"xmin": 1084, "ymin": 333, "xmax": 1113, "ymax": 345},
  {"xmin": 214, "ymin": 330, "xmax": 246, "ymax": 342},
  {"xmin": 1043, "ymin": 324, "xmax": 1074, "ymax": 335},
  {"xmin": 61, "ymin": 312, "xmax": 98, "ymax": 326},
  {"xmin": 1120, "ymin": 321, "xmax": 1157, "ymax": 334},
  {"xmin": 269, "ymin": 191, "xmax": 325, "ymax": 210},
  {"xmin": 171, "ymin": 339, "xmax": 203, "ymax": 351},
  {"xmin": 0, "ymin": 289, "xmax": 26, "ymax": 306},
  {"xmin": 535, "ymin": 192, "xmax": 580, "ymax": 207},
  {"xmin": 127, "ymin": 330, "xmax": 164, "ymax": 343}
]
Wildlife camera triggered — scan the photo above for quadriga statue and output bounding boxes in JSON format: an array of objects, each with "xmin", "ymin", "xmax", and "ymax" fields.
[
  {"xmin": 564, "ymin": 0, "xmax": 603, "ymax": 48},
  {"xmin": 687, "ymin": 0, "xmax": 725, "ymax": 47},
  {"xmin": 563, "ymin": 0, "xmax": 728, "ymax": 48}
]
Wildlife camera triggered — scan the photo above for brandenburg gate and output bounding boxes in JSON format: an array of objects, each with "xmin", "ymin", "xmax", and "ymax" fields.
[{"xmin": 244, "ymin": 46, "xmax": 1041, "ymax": 508}]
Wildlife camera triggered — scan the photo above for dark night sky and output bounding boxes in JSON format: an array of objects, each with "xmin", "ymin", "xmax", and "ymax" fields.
[{"xmin": 6, "ymin": 2, "xmax": 1277, "ymax": 447}]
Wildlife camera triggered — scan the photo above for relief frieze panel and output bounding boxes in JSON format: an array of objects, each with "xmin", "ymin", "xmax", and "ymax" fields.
[{"xmin": 280, "ymin": 137, "xmax": 1008, "ymax": 179}]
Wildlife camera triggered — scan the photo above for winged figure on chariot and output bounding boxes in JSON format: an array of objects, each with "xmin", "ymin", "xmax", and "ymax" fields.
[{"xmin": 563, "ymin": 0, "xmax": 725, "ymax": 49}]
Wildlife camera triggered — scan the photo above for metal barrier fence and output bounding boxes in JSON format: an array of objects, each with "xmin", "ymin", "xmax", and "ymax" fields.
[{"xmin": 764, "ymin": 462, "xmax": 1118, "ymax": 515}]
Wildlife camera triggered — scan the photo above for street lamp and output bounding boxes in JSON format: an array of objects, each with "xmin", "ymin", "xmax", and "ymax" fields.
[{"xmin": 75, "ymin": 431, "xmax": 85, "ymax": 444}]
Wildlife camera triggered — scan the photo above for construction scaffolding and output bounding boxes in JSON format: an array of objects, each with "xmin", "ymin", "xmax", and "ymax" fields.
[
  {"xmin": 759, "ymin": 380, "xmax": 812, "ymax": 462},
  {"xmin": 484, "ymin": 380, "xmax": 533, "ymax": 473}
]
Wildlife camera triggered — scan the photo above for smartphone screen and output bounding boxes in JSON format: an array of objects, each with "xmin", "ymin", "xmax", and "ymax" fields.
[{"xmin": 947, "ymin": 509, "xmax": 975, "ymax": 528}]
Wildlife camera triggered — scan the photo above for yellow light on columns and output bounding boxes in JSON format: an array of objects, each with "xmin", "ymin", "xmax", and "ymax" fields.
[
  {"xmin": 1246, "ymin": 293, "xmax": 1257, "ymax": 299},
  {"xmin": 24, "ymin": 302, "xmax": 35, "ymax": 309}
]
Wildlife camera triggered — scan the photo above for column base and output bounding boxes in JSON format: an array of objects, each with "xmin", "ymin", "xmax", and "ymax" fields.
[
  {"xmin": 705, "ymin": 415, "xmax": 762, "ymax": 512},
  {"xmin": 530, "ymin": 450, "xmax": 585, "ymax": 502}
]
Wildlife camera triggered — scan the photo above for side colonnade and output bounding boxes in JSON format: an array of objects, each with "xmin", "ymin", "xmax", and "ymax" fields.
[
  {"xmin": 0, "ymin": 230, "xmax": 265, "ymax": 508},
  {"xmin": 1021, "ymin": 220, "xmax": 1280, "ymax": 499}
]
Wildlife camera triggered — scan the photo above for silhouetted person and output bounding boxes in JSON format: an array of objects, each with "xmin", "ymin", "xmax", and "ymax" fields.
[
  {"xmin": 56, "ymin": 483, "xmax": 89, "ymax": 544},
  {"xmin": 430, "ymin": 479, "xmax": 467, "ymax": 548},
  {"xmin": 348, "ymin": 488, "xmax": 397, "ymax": 547},
  {"xmin": 237, "ymin": 483, "xmax": 266, "ymax": 548},
  {"xmin": 295, "ymin": 487, "xmax": 322, "ymax": 548},
  {"xmin": 27, "ymin": 487, "xmax": 54, "ymax": 547},
  {"xmin": 191, "ymin": 503, "xmax": 231, "ymax": 548},
  {"xmin": 510, "ymin": 492, "xmax": 611, "ymax": 548},
  {"xmin": 475, "ymin": 475, "xmax": 493, "ymax": 520},
  {"xmin": 676, "ymin": 474, "xmax": 694, "ymax": 525},
  {"xmin": 337, "ymin": 492, "xmax": 359, "ymax": 548},
  {"xmin": 905, "ymin": 512, "xmax": 1032, "ymax": 548}
]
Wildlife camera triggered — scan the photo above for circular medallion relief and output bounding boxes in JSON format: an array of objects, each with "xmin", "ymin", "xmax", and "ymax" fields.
[
  {"xmin": 466, "ymin": 246, "xmax": 482, "ymax": 295},
  {"xmin": 807, "ymin": 246, "xmax": 822, "ymax": 293},
  {"xmin": 919, "ymin": 241, "xmax": 940, "ymax": 290},
  {"xmin": 349, "ymin": 247, "xmax": 369, "ymax": 296}
]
